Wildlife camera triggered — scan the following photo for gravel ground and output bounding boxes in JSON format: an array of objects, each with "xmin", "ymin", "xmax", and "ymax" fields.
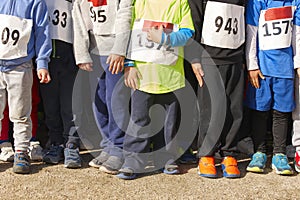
[{"xmin": 0, "ymin": 151, "xmax": 299, "ymax": 200}]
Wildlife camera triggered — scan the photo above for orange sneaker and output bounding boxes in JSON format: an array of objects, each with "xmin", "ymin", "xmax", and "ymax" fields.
[
  {"xmin": 221, "ymin": 156, "xmax": 240, "ymax": 178},
  {"xmin": 198, "ymin": 156, "xmax": 217, "ymax": 178}
]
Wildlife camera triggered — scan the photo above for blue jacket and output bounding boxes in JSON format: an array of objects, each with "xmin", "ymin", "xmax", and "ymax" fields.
[{"xmin": 0, "ymin": 0, "xmax": 51, "ymax": 71}]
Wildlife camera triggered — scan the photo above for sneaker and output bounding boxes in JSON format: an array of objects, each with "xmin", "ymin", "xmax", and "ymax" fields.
[
  {"xmin": 295, "ymin": 151, "xmax": 300, "ymax": 173},
  {"xmin": 43, "ymin": 144, "xmax": 64, "ymax": 164},
  {"xmin": 29, "ymin": 141, "xmax": 43, "ymax": 161},
  {"xmin": 116, "ymin": 168, "xmax": 137, "ymax": 180},
  {"xmin": 271, "ymin": 153, "xmax": 293, "ymax": 175},
  {"xmin": 198, "ymin": 156, "xmax": 217, "ymax": 178},
  {"xmin": 64, "ymin": 143, "xmax": 81, "ymax": 168},
  {"xmin": 179, "ymin": 149, "xmax": 197, "ymax": 164},
  {"xmin": 163, "ymin": 163, "xmax": 180, "ymax": 175},
  {"xmin": 221, "ymin": 156, "xmax": 241, "ymax": 178},
  {"xmin": 13, "ymin": 152, "xmax": 30, "ymax": 174},
  {"xmin": 0, "ymin": 142, "xmax": 14, "ymax": 162},
  {"xmin": 246, "ymin": 152, "xmax": 267, "ymax": 173},
  {"xmin": 99, "ymin": 156, "xmax": 123, "ymax": 175},
  {"xmin": 88, "ymin": 151, "xmax": 109, "ymax": 168}
]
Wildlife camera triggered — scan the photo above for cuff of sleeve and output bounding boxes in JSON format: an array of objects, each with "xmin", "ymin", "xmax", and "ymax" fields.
[
  {"xmin": 124, "ymin": 59, "xmax": 135, "ymax": 67},
  {"xmin": 36, "ymin": 60, "xmax": 48, "ymax": 71}
]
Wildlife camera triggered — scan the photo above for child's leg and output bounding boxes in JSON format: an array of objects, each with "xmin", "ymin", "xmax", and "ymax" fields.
[
  {"xmin": 272, "ymin": 110, "xmax": 290, "ymax": 154},
  {"xmin": 292, "ymin": 76, "xmax": 300, "ymax": 152},
  {"xmin": 7, "ymin": 63, "xmax": 32, "ymax": 152},
  {"xmin": 121, "ymin": 90, "xmax": 154, "ymax": 174},
  {"xmin": 31, "ymin": 70, "xmax": 40, "ymax": 140}
]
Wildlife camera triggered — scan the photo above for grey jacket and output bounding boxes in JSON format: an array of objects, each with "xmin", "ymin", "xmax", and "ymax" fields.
[{"xmin": 72, "ymin": 0, "xmax": 133, "ymax": 64}]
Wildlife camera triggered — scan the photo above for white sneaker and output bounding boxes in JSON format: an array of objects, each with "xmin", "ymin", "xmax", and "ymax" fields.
[
  {"xmin": 0, "ymin": 142, "xmax": 14, "ymax": 162},
  {"xmin": 29, "ymin": 141, "xmax": 43, "ymax": 161}
]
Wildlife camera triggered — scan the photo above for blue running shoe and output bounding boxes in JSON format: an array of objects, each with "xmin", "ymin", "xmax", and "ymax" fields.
[
  {"xmin": 272, "ymin": 154, "xmax": 293, "ymax": 175},
  {"xmin": 64, "ymin": 143, "xmax": 81, "ymax": 168},
  {"xmin": 179, "ymin": 149, "xmax": 197, "ymax": 164},
  {"xmin": 43, "ymin": 144, "xmax": 64, "ymax": 164},
  {"xmin": 246, "ymin": 152, "xmax": 267, "ymax": 173},
  {"xmin": 13, "ymin": 152, "xmax": 30, "ymax": 174}
]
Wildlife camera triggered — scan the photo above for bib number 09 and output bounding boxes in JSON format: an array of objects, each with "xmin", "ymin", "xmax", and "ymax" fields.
[{"xmin": 1, "ymin": 27, "xmax": 20, "ymax": 46}]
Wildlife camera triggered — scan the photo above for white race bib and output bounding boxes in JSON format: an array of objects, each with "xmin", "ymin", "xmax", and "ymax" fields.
[
  {"xmin": 0, "ymin": 14, "xmax": 32, "ymax": 60},
  {"xmin": 201, "ymin": 1, "xmax": 245, "ymax": 49},
  {"xmin": 127, "ymin": 19, "xmax": 179, "ymax": 65},
  {"xmin": 46, "ymin": 0, "xmax": 73, "ymax": 44},
  {"xmin": 88, "ymin": 0, "xmax": 117, "ymax": 35},
  {"xmin": 258, "ymin": 6, "xmax": 294, "ymax": 50}
]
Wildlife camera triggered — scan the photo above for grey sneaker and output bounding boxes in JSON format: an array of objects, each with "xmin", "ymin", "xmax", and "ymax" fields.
[
  {"xmin": 64, "ymin": 144, "xmax": 81, "ymax": 168},
  {"xmin": 0, "ymin": 142, "xmax": 14, "ymax": 162},
  {"xmin": 88, "ymin": 151, "xmax": 110, "ymax": 168},
  {"xmin": 29, "ymin": 141, "xmax": 43, "ymax": 161},
  {"xmin": 13, "ymin": 152, "xmax": 30, "ymax": 174},
  {"xmin": 43, "ymin": 144, "xmax": 64, "ymax": 164},
  {"xmin": 99, "ymin": 156, "xmax": 123, "ymax": 174}
]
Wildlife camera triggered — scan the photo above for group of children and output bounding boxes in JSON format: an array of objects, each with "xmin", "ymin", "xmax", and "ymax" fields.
[{"xmin": 0, "ymin": 0, "xmax": 300, "ymax": 181}]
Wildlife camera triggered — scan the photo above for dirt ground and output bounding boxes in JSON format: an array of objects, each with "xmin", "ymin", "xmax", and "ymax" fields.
[{"xmin": 0, "ymin": 150, "xmax": 299, "ymax": 200}]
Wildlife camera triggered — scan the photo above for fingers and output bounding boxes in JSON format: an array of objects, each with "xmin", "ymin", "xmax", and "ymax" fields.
[
  {"xmin": 78, "ymin": 63, "xmax": 93, "ymax": 71},
  {"xmin": 258, "ymin": 71, "xmax": 265, "ymax": 80},
  {"xmin": 191, "ymin": 63, "xmax": 204, "ymax": 87}
]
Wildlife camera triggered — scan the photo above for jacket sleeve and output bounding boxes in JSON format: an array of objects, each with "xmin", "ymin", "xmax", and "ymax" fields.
[
  {"xmin": 34, "ymin": 0, "xmax": 52, "ymax": 70},
  {"xmin": 110, "ymin": 0, "xmax": 133, "ymax": 56},
  {"xmin": 72, "ymin": 0, "xmax": 93, "ymax": 65},
  {"xmin": 246, "ymin": 24, "xmax": 259, "ymax": 71},
  {"xmin": 185, "ymin": 0, "xmax": 205, "ymax": 63}
]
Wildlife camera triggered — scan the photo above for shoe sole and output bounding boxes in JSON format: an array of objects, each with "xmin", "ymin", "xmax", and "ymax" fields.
[
  {"xmin": 64, "ymin": 163, "xmax": 82, "ymax": 169},
  {"xmin": 197, "ymin": 171, "xmax": 217, "ymax": 178},
  {"xmin": 222, "ymin": 165, "xmax": 241, "ymax": 178},
  {"xmin": 116, "ymin": 172, "xmax": 137, "ymax": 180},
  {"xmin": 271, "ymin": 164, "xmax": 294, "ymax": 175},
  {"xmin": 88, "ymin": 161, "xmax": 102, "ymax": 168},
  {"xmin": 99, "ymin": 166, "xmax": 119, "ymax": 175},
  {"xmin": 13, "ymin": 167, "xmax": 30, "ymax": 174},
  {"xmin": 246, "ymin": 166, "xmax": 264, "ymax": 173},
  {"xmin": 163, "ymin": 168, "xmax": 180, "ymax": 175},
  {"xmin": 43, "ymin": 158, "xmax": 62, "ymax": 165}
]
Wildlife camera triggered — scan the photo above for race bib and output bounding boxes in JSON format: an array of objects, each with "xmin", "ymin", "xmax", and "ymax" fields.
[
  {"xmin": 0, "ymin": 14, "xmax": 32, "ymax": 60},
  {"xmin": 201, "ymin": 1, "xmax": 245, "ymax": 49},
  {"xmin": 88, "ymin": 0, "xmax": 117, "ymax": 35},
  {"xmin": 46, "ymin": 0, "xmax": 73, "ymax": 44},
  {"xmin": 258, "ymin": 6, "xmax": 294, "ymax": 50},
  {"xmin": 127, "ymin": 19, "xmax": 179, "ymax": 65}
]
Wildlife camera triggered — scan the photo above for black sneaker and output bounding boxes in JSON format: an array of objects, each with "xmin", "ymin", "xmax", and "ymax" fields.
[
  {"xmin": 43, "ymin": 144, "xmax": 64, "ymax": 164},
  {"xmin": 13, "ymin": 152, "xmax": 30, "ymax": 174}
]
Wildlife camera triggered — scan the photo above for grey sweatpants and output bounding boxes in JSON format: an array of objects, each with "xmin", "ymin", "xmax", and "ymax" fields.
[
  {"xmin": 0, "ymin": 61, "xmax": 33, "ymax": 151},
  {"xmin": 293, "ymin": 77, "xmax": 300, "ymax": 152}
]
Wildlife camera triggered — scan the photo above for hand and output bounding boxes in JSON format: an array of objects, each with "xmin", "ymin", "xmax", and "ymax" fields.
[
  {"xmin": 107, "ymin": 54, "xmax": 125, "ymax": 74},
  {"xmin": 248, "ymin": 69, "xmax": 265, "ymax": 89},
  {"xmin": 78, "ymin": 63, "xmax": 93, "ymax": 71},
  {"xmin": 297, "ymin": 68, "xmax": 300, "ymax": 78},
  {"xmin": 147, "ymin": 25, "xmax": 164, "ymax": 44},
  {"xmin": 124, "ymin": 67, "xmax": 142, "ymax": 90},
  {"xmin": 37, "ymin": 69, "xmax": 51, "ymax": 83},
  {"xmin": 191, "ymin": 63, "xmax": 204, "ymax": 87}
]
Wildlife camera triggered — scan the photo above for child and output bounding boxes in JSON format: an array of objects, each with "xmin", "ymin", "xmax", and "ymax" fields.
[
  {"xmin": 188, "ymin": 0, "xmax": 245, "ymax": 178},
  {"xmin": 293, "ymin": 69, "xmax": 300, "ymax": 173},
  {"xmin": 0, "ymin": 0, "xmax": 51, "ymax": 174},
  {"xmin": 0, "ymin": 70, "xmax": 43, "ymax": 162},
  {"xmin": 116, "ymin": 0, "xmax": 195, "ymax": 180},
  {"xmin": 245, "ymin": 0, "xmax": 300, "ymax": 175},
  {"xmin": 42, "ymin": 0, "xmax": 82, "ymax": 168},
  {"xmin": 72, "ymin": 0, "xmax": 132, "ymax": 173}
]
